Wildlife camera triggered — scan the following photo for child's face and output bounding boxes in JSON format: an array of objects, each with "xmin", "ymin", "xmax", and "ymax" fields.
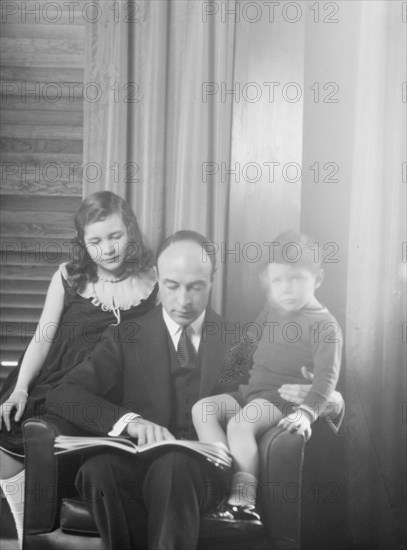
[
  {"xmin": 83, "ymin": 213, "xmax": 129, "ymax": 278},
  {"xmin": 263, "ymin": 263, "xmax": 322, "ymax": 313}
]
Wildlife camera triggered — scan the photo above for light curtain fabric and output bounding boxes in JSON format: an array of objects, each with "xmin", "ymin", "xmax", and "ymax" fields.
[
  {"xmin": 83, "ymin": 0, "xmax": 237, "ymax": 311},
  {"xmin": 345, "ymin": 2, "xmax": 407, "ymax": 548},
  {"xmin": 82, "ymin": 3, "xmax": 406, "ymax": 545},
  {"xmin": 82, "ymin": 0, "xmax": 305, "ymax": 317}
]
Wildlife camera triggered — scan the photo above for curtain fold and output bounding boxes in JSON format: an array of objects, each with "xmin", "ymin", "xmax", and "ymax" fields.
[
  {"xmin": 83, "ymin": 0, "xmax": 237, "ymax": 311},
  {"xmin": 345, "ymin": 2, "xmax": 407, "ymax": 548},
  {"xmin": 80, "ymin": 1, "xmax": 406, "ymax": 547}
]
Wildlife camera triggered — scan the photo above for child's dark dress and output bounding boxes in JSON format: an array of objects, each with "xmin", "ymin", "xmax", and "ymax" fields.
[{"xmin": 0, "ymin": 264, "xmax": 158, "ymax": 456}]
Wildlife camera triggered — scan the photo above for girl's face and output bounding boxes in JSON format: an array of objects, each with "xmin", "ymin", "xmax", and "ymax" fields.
[{"xmin": 83, "ymin": 213, "xmax": 129, "ymax": 278}]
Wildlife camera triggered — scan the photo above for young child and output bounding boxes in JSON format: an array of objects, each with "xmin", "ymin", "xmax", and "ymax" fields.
[
  {"xmin": 192, "ymin": 230, "xmax": 343, "ymax": 522},
  {"xmin": 0, "ymin": 191, "xmax": 158, "ymax": 546}
]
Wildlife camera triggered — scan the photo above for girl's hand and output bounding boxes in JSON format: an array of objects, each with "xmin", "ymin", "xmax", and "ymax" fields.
[
  {"xmin": 0, "ymin": 390, "xmax": 28, "ymax": 431},
  {"xmin": 278, "ymin": 412, "xmax": 312, "ymax": 441}
]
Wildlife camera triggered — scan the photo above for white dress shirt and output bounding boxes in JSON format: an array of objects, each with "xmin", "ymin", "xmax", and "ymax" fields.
[{"xmin": 108, "ymin": 308, "xmax": 206, "ymax": 436}]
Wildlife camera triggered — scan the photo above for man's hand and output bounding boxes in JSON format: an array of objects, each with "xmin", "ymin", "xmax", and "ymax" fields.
[
  {"xmin": 278, "ymin": 411, "xmax": 312, "ymax": 440},
  {"xmin": 0, "ymin": 390, "xmax": 28, "ymax": 431},
  {"xmin": 278, "ymin": 366, "xmax": 344, "ymax": 420},
  {"xmin": 278, "ymin": 366, "xmax": 314, "ymax": 404},
  {"xmin": 126, "ymin": 418, "xmax": 176, "ymax": 446}
]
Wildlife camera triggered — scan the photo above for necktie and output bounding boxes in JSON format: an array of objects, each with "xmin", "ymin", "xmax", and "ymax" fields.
[{"xmin": 177, "ymin": 326, "xmax": 197, "ymax": 368}]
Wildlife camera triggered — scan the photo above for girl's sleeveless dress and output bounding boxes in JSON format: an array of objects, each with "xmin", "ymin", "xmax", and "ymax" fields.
[{"xmin": 0, "ymin": 264, "xmax": 158, "ymax": 456}]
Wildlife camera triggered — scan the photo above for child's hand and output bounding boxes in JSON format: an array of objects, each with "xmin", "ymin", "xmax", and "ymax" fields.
[
  {"xmin": 278, "ymin": 412, "xmax": 312, "ymax": 440},
  {"xmin": 0, "ymin": 390, "xmax": 28, "ymax": 431}
]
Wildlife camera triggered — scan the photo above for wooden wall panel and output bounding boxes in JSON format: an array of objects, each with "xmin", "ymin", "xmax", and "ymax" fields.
[{"xmin": 0, "ymin": 4, "xmax": 85, "ymax": 384}]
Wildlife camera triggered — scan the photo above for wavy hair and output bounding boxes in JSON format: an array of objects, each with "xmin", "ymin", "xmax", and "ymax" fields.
[{"xmin": 65, "ymin": 191, "xmax": 153, "ymax": 294}]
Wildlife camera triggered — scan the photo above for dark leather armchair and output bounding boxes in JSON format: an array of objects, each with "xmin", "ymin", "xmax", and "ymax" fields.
[{"xmin": 22, "ymin": 417, "xmax": 305, "ymax": 550}]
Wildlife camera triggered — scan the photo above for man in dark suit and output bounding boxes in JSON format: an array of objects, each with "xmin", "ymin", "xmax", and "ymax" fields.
[
  {"xmin": 47, "ymin": 230, "xmax": 344, "ymax": 550},
  {"xmin": 47, "ymin": 230, "xmax": 252, "ymax": 550}
]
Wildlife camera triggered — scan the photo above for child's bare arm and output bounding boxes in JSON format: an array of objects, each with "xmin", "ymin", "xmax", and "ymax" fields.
[{"xmin": 0, "ymin": 270, "xmax": 65, "ymax": 429}]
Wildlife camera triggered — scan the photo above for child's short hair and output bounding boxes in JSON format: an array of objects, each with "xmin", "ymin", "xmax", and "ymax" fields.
[{"xmin": 269, "ymin": 230, "xmax": 321, "ymax": 272}]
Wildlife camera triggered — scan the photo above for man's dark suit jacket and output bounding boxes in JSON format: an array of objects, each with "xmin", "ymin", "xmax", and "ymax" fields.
[{"xmin": 47, "ymin": 305, "xmax": 246, "ymax": 435}]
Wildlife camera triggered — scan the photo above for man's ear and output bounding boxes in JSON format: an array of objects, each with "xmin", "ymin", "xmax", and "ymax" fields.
[{"xmin": 314, "ymin": 269, "xmax": 325, "ymax": 289}]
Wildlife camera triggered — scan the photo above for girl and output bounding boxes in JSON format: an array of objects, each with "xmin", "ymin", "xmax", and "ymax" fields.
[{"xmin": 0, "ymin": 191, "xmax": 158, "ymax": 546}]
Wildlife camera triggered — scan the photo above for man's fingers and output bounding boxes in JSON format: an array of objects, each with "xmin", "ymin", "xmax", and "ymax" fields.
[
  {"xmin": 153, "ymin": 425, "xmax": 164, "ymax": 443},
  {"xmin": 164, "ymin": 430, "xmax": 176, "ymax": 441},
  {"xmin": 128, "ymin": 420, "xmax": 176, "ymax": 445},
  {"xmin": 278, "ymin": 385, "xmax": 307, "ymax": 404},
  {"xmin": 136, "ymin": 425, "xmax": 147, "ymax": 446},
  {"xmin": 301, "ymin": 366, "xmax": 314, "ymax": 381}
]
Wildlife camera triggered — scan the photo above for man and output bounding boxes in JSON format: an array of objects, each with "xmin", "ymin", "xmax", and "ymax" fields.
[{"xmin": 47, "ymin": 230, "xmax": 344, "ymax": 550}]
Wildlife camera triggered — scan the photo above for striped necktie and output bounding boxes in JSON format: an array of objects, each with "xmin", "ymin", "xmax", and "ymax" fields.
[{"xmin": 177, "ymin": 326, "xmax": 197, "ymax": 368}]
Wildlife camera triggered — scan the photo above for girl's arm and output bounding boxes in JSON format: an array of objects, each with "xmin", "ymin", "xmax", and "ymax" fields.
[{"xmin": 0, "ymin": 269, "xmax": 66, "ymax": 429}]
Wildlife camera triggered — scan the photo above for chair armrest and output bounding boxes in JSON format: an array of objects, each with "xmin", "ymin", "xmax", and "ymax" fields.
[
  {"xmin": 22, "ymin": 417, "xmax": 84, "ymax": 535},
  {"xmin": 258, "ymin": 426, "xmax": 305, "ymax": 550}
]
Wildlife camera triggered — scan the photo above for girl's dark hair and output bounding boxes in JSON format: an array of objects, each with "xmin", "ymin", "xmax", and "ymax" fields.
[{"xmin": 65, "ymin": 191, "xmax": 153, "ymax": 294}]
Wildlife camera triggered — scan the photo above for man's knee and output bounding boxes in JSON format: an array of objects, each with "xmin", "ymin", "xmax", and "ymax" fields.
[
  {"xmin": 152, "ymin": 450, "xmax": 194, "ymax": 471},
  {"xmin": 75, "ymin": 454, "xmax": 110, "ymax": 500}
]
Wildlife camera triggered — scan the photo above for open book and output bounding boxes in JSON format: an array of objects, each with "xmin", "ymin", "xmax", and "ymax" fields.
[{"xmin": 54, "ymin": 435, "xmax": 232, "ymax": 470}]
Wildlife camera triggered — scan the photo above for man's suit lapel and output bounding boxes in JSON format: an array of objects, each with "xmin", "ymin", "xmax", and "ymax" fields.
[
  {"xmin": 134, "ymin": 306, "xmax": 173, "ymax": 426},
  {"xmin": 199, "ymin": 309, "xmax": 229, "ymax": 398}
]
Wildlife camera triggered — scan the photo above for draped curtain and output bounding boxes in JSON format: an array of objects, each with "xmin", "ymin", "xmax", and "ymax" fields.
[
  {"xmin": 83, "ymin": 0, "xmax": 304, "ymax": 317},
  {"xmin": 345, "ymin": 2, "xmax": 407, "ymax": 548},
  {"xmin": 83, "ymin": 0, "xmax": 237, "ymax": 311},
  {"xmin": 82, "ymin": 2, "xmax": 406, "ymax": 546}
]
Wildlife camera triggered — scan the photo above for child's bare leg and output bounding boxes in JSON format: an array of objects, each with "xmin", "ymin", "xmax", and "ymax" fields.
[
  {"xmin": 227, "ymin": 399, "xmax": 282, "ymax": 507},
  {"xmin": 0, "ymin": 451, "xmax": 25, "ymax": 548},
  {"xmin": 192, "ymin": 394, "xmax": 241, "ymax": 446}
]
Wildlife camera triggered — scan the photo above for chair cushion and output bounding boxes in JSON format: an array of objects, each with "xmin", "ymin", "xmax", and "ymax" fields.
[{"xmin": 60, "ymin": 498, "xmax": 99, "ymax": 536}]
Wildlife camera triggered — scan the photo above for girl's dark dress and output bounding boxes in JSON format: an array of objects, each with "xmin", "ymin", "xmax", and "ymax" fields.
[{"xmin": 0, "ymin": 265, "xmax": 158, "ymax": 456}]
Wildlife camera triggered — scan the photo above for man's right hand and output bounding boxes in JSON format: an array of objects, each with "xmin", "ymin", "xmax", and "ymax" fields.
[{"xmin": 126, "ymin": 418, "xmax": 176, "ymax": 446}]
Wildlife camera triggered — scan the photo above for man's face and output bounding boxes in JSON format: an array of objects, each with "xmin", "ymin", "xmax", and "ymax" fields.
[{"xmin": 157, "ymin": 241, "xmax": 214, "ymax": 326}]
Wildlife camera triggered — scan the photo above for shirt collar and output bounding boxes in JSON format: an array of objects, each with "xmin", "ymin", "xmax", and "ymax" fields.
[{"xmin": 162, "ymin": 307, "xmax": 206, "ymax": 337}]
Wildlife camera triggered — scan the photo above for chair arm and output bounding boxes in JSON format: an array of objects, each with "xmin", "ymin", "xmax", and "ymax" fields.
[
  {"xmin": 22, "ymin": 417, "xmax": 83, "ymax": 535},
  {"xmin": 258, "ymin": 426, "xmax": 305, "ymax": 550}
]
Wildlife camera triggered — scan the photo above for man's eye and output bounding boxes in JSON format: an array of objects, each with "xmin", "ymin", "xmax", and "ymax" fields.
[
  {"xmin": 191, "ymin": 284, "xmax": 204, "ymax": 291},
  {"xmin": 166, "ymin": 283, "xmax": 177, "ymax": 290}
]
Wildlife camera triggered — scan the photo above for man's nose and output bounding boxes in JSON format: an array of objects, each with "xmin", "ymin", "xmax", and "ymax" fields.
[{"xmin": 177, "ymin": 287, "xmax": 191, "ymax": 306}]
